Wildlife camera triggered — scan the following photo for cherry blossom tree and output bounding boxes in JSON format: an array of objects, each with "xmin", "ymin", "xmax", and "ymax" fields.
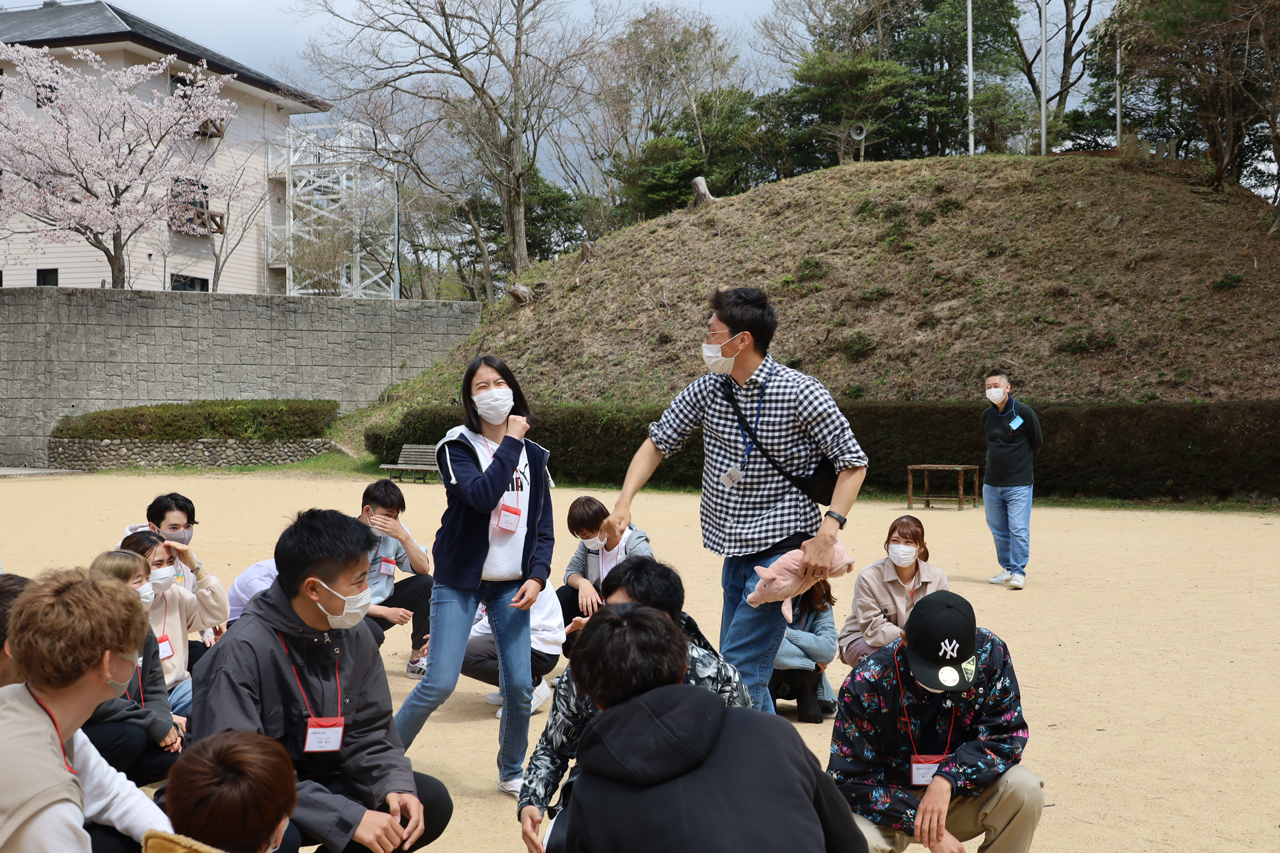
[{"xmin": 0, "ymin": 45, "xmax": 237, "ymax": 288}]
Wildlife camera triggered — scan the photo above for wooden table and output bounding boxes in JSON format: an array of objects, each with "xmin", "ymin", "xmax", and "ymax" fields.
[{"xmin": 907, "ymin": 465, "xmax": 980, "ymax": 510}]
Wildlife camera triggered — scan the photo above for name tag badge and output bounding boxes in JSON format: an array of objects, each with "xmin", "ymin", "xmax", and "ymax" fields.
[
  {"xmin": 157, "ymin": 635, "xmax": 174, "ymax": 660},
  {"xmin": 379, "ymin": 557, "xmax": 397, "ymax": 577},
  {"xmin": 911, "ymin": 754, "xmax": 946, "ymax": 785},
  {"xmin": 1009, "ymin": 414, "xmax": 1024, "ymax": 430},
  {"xmin": 304, "ymin": 716, "xmax": 344, "ymax": 752},
  {"xmin": 497, "ymin": 503, "xmax": 521, "ymax": 532},
  {"xmin": 719, "ymin": 466, "xmax": 744, "ymax": 489}
]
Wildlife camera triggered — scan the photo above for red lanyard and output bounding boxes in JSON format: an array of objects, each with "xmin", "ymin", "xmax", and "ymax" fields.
[
  {"xmin": 277, "ymin": 632, "xmax": 341, "ymax": 720},
  {"xmin": 27, "ymin": 686, "xmax": 77, "ymax": 774},
  {"xmin": 894, "ymin": 647, "xmax": 956, "ymax": 758},
  {"xmin": 125, "ymin": 664, "xmax": 144, "ymax": 708}
]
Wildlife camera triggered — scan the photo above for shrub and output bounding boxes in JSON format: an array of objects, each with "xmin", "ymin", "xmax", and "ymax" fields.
[
  {"xmin": 52, "ymin": 400, "xmax": 339, "ymax": 442},
  {"xmin": 1055, "ymin": 326, "xmax": 1117, "ymax": 354},
  {"xmin": 367, "ymin": 401, "xmax": 1280, "ymax": 499},
  {"xmin": 860, "ymin": 285, "xmax": 892, "ymax": 302},
  {"xmin": 936, "ymin": 197, "xmax": 965, "ymax": 216},
  {"xmin": 843, "ymin": 332, "xmax": 878, "ymax": 361},
  {"xmin": 1211, "ymin": 273, "xmax": 1244, "ymax": 291},
  {"xmin": 796, "ymin": 257, "xmax": 831, "ymax": 282}
]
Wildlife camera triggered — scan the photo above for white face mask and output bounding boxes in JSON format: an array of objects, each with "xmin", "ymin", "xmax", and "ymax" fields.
[
  {"xmin": 316, "ymin": 579, "xmax": 372, "ymax": 630},
  {"xmin": 104, "ymin": 651, "xmax": 140, "ymax": 698},
  {"xmin": 581, "ymin": 535, "xmax": 604, "ymax": 550},
  {"xmin": 137, "ymin": 583, "xmax": 156, "ymax": 607},
  {"xmin": 150, "ymin": 565, "xmax": 178, "ymax": 592},
  {"xmin": 473, "ymin": 387, "xmax": 515, "ymax": 425},
  {"xmin": 985, "ymin": 387, "xmax": 1007, "ymax": 405},
  {"xmin": 888, "ymin": 544, "xmax": 919, "ymax": 568},
  {"xmin": 701, "ymin": 333, "xmax": 742, "ymax": 374}
]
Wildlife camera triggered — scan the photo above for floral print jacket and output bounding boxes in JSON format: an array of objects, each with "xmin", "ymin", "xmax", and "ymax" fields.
[
  {"xmin": 827, "ymin": 629, "xmax": 1028, "ymax": 831},
  {"xmin": 517, "ymin": 613, "xmax": 751, "ymax": 818}
]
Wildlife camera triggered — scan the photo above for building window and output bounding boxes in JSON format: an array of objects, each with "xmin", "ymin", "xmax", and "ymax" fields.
[
  {"xmin": 169, "ymin": 74, "xmax": 226, "ymax": 138},
  {"xmin": 170, "ymin": 179, "xmax": 225, "ymax": 236},
  {"xmin": 170, "ymin": 274, "xmax": 210, "ymax": 292},
  {"xmin": 35, "ymin": 82, "xmax": 57, "ymax": 109},
  {"xmin": 36, "ymin": 268, "xmax": 58, "ymax": 287}
]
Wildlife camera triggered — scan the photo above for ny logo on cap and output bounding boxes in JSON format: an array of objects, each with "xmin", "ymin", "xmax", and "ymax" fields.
[{"xmin": 939, "ymin": 639, "xmax": 959, "ymax": 659}]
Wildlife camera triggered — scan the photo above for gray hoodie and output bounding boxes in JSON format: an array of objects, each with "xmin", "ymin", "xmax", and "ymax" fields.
[
  {"xmin": 562, "ymin": 525, "xmax": 654, "ymax": 589},
  {"xmin": 190, "ymin": 581, "xmax": 415, "ymax": 852}
]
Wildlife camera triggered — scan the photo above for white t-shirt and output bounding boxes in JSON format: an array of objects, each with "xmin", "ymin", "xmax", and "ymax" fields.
[
  {"xmin": 464, "ymin": 429, "xmax": 530, "ymax": 583},
  {"xmin": 227, "ymin": 559, "xmax": 277, "ymax": 621},
  {"xmin": 589, "ymin": 527, "xmax": 632, "ymax": 585},
  {"xmin": 469, "ymin": 583, "xmax": 566, "ymax": 656}
]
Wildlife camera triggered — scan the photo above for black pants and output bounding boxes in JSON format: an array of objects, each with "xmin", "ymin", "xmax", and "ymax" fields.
[
  {"xmin": 461, "ymin": 634, "xmax": 559, "ymax": 687},
  {"xmin": 86, "ymin": 823, "xmax": 140, "ymax": 853},
  {"xmin": 554, "ymin": 584, "xmax": 588, "ymax": 656},
  {"xmin": 80, "ymin": 720, "xmax": 179, "ymax": 786},
  {"xmin": 280, "ymin": 771, "xmax": 453, "ymax": 852},
  {"xmin": 769, "ymin": 668, "xmax": 824, "ymax": 724},
  {"xmin": 187, "ymin": 638, "xmax": 210, "ymax": 672},
  {"xmin": 367, "ymin": 573, "xmax": 435, "ymax": 651}
]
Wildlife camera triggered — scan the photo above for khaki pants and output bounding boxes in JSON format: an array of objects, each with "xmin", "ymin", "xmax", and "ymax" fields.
[{"xmin": 853, "ymin": 765, "xmax": 1044, "ymax": 853}]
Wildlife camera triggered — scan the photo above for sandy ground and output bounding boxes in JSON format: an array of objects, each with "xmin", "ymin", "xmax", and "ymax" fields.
[{"xmin": 1, "ymin": 472, "xmax": 1277, "ymax": 853}]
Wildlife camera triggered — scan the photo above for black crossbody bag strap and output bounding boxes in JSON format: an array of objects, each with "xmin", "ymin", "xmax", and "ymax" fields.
[{"xmin": 719, "ymin": 376, "xmax": 807, "ymax": 495}]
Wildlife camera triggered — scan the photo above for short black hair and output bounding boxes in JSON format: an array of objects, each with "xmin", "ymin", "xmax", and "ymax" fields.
[
  {"xmin": 0, "ymin": 574, "xmax": 31, "ymax": 648},
  {"xmin": 570, "ymin": 603, "xmax": 688, "ymax": 710},
  {"xmin": 361, "ymin": 479, "xmax": 406, "ymax": 514},
  {"xmin": 120, "ymin": 530, "xmax": 167, "ymax": 560},
  {"xmin": 709, "ymin": 287, "xmax": 777, "ymax": 355},
  {"xmin": 274, "ymin": 509, "xmax": 377, "ymax": 598},
  {"xmin": 460, "ymin": 355, "xmax": 540, "ymax": 435},
  {"xmin": 985, "ymin": 368, "xmax": 1009, "ymax": 382},
  {"xmin": 600, "ymin": 556, "xmax": 684, "ymax": 621},
  {"xmin": 566, "ymin": 496, "xmax": 609, "ymax": 537},
  {"xmin": 146, "ymin": 493, "xmax": 197, "ymax": 526}
]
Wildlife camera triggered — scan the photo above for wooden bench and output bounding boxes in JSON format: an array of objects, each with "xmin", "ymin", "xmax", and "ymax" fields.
[
  {"xmin": 380, "ymin": 444, "xmax": 440, "ymax": 484},
  {"xmin": 907, "ymin": 465, "xmax": 980, "ymax": 510}
]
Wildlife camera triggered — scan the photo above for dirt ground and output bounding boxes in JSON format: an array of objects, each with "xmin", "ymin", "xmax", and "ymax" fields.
[{"xmin": 1, "ymin": 471, "xmax": 1277, "ymax": 852}]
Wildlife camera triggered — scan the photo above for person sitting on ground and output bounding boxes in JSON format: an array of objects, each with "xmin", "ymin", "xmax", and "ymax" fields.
[
  {"xmin": 120, "ymin": 493, "xmax": 219, "ymax": 663},
  {"xmin": 560, "ymin": 602, "xmax": 866, "ymax": 853},
  {"xmin": 518, "ymin": 555, "xmax": 750, "ymax": 853},
  {"xmin": 144, "ymin": 731, "xmax": 296, "ymax": 853},
  {"xmin": 838, "ymin": 516, "xmax": 949, "ymax": 667},
  {"xmin": 82, "ymin": 550, "xmax": 182, "ymax": 786},
  {"xmin": 225, "ymin": 558, "xmax": 275, "ymax": 625},
  {"xmin": 357, "ymin": 479, "xmax": 435, "ymax": 678},
  {"xmin": 554, "ymin": 496, "xmax": 652, "ymax": 656},
  {"xmin": 0, "ymin": 569, "xmax": 172, "ymax": 853},
  {"xmin": 191, "ymin": 509, "xmax": 453, "ymax": 853},
  {"xmin": 768, "ymin": 579, "xmax": 838, "ymax": 725},
  {"xmin": 119, "ymin": 532, "xmax": 228, "ymax": 721},
  {"xmin": 465, "ymin": 581, "xmax": 563, "ymax": 719},
  {"xmin": 829, "ymin": 590, "xmax": 1043, "ymax": 853}
]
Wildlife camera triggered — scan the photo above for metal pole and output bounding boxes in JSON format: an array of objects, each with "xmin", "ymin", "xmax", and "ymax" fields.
[
  {"xmin": 1040, "ymin": 0, "xmax": 1047, "ymax": 155},
  {"xmin": 967, "ymin": 0, "xmax": 975, "ymax": 155},
  {"xmin": 1116, "ymin": 35, "xmax": 1122, "ymax": 146}
]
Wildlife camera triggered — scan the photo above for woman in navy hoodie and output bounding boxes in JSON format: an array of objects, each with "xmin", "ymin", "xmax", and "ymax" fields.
[{"xmin": 394, "ymin": 354, "xmax": 554, "ymax": 798}]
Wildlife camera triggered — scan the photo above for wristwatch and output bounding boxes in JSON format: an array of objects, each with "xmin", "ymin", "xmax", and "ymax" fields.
[{"xmin": 824, "ymin": 510, "xmax": 847, "ymax": 530}]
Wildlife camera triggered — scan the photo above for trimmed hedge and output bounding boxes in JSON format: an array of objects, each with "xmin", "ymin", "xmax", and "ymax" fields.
[
  {"xmin": 366, "ymin": 401, "xmax": 1280, "ymax": 499},
  {"xmin": 53, "ymin": 399, "xmax": 340, "ymax": 442}
]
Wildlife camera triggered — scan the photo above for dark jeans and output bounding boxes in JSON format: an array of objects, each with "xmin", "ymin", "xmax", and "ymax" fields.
[
  {"xmin": 368, "ymin": 573, "xmax": 435, "ymax": 652},
  {"xmin": 280, "ymin": 771, "xmax": 453, "ymax": 852},
  {"xmin": 554, "ymin": 584, "xmax": 587, "ymax": 656},
  {"xmin": 768, "ymin": 668, "xmax": 824, "ymax": 724},
  {"xmin": 86, "ymin": 823, "xmax": 140, "ymax": 853},
  {"xmin": 80, "ymin": 720, "xmax": 179, "ymax": 786},
  {"xmin": 461, "ymin": 634, "xmax": 559, "ymax": 687}
]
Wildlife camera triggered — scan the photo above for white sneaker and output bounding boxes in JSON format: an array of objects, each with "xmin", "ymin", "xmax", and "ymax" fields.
[
  {"xmin": 988, "ymin": 570, "xmax": 1014, "ymax": 585},
  {"xmin": 1008, "ymin": 574, "xmax": 1025, "ymax": 590},
  {"xmin": 485, "ymin": 692, "xmax": 504, "ymax": 706},
  {"xmin": 497, "ymin": 777, "xmax": 523, "ymax": 797},
  {"xmin": 530, "ymin": 678, "xmax": 554, "ymax": 714}
]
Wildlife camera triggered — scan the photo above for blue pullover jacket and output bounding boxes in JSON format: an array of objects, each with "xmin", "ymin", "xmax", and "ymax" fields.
[{"xmin": 433, "ymin": 426, "xmax": 554, "ymax": 590}]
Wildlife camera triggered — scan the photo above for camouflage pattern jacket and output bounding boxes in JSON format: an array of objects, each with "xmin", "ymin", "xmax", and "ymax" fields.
[
  {"xmin": 827, "ymin": 629, "xmax": 1028, "ymax": 832},
  {"xmin": 517, "ymin": 613, "xmax": 751, "ymax": 818}
]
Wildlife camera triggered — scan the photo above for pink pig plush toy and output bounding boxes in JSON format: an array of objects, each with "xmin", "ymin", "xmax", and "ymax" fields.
[{"xmin": 746, "ymin": 539, "xmax": 854, "ymax": 621}]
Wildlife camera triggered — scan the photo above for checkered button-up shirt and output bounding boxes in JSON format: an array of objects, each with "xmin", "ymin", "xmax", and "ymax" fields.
[{"xmin": 649, "ymin": 355, "xmax": 869, "ymax": 557}]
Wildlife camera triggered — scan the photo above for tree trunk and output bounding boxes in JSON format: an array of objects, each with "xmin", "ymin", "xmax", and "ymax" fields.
[
  {"xmin": 110, "ymin": 230, "xmax": 127, "ymax": 288},
  {"xmin": 691, "ymin": 176, "xmax": 717, "ymax": 207},
  {"xmin": 462, "ymin": 203, "xmax": 494, "ymax": 304}
]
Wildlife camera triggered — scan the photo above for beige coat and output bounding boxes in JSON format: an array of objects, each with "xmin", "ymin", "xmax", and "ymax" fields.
[
  {"xmin": 838, "ymin": 556, "xmax": 950, "ymax": 658},
  {"xmin": 143, "ymin": 830, "xmax": 227, "ymax": 853},
  {"xmin": 148, "ymin": 572, "xmax": 228, "ymax": 687}
]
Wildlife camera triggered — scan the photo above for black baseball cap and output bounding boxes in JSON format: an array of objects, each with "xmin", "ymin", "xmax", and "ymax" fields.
[{"xmin": 904, "ymin": 591, "xmax": 977, "ymax": 692}]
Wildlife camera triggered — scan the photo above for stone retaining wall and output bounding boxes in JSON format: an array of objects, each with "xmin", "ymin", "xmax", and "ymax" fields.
[{"xmin": 49, "ymin": 438, "xmax": 341, "ymax": 471}]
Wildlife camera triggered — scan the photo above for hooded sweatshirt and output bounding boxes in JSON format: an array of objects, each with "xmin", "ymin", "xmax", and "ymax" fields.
[
  {"xmin": 87, "ymin": 628, "xmax": 174, "ymax": 743},
  {"xmin": 190, "ymin": 581, "xmax": 416, "ymax": 852},
  {"xmin": 562, "ymin": 684, "xmax": 865, "ymax": 853}
]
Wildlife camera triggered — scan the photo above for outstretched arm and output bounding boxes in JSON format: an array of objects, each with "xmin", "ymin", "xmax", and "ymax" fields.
[{"xmin": 601, "ymin": 439, "xmax": 664, "ymax": 540}]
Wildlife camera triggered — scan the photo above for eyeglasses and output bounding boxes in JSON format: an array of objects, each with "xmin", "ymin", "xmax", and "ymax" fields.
[{"xmin": 704, "ymin": 328, "xmax": 741, "ymax": 343}]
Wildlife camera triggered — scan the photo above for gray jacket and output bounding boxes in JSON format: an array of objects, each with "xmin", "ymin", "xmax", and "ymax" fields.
[
  {"xmin": 562, "ymin": 526, "xmax": 653, "ymax": 588},
  {"xmin": 191, "ymin": 581, "xmax": 416, "ymax": 852},
  {"xmin": 88, "ymin": 628, "xmax": 173, "ymax": 743}
]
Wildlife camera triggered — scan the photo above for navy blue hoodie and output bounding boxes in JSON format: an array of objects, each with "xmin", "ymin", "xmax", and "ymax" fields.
[{"xmin": 433, "ymin": 426, "xmax": 554, "ymax": 589}]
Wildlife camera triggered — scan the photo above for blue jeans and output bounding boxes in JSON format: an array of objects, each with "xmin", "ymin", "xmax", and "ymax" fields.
[
  {"xmin": 983, "ymin": 484, "xmax": 1033, "ymax": 576},
  {"xmin": 394, "ymin": 579, "xmax": 532, "ymax": 782},
  {"xmin": 720, "ymin": 551, "xmax": 789, "ymax": 713},
  {"xmin": 168, "ymin": 678, "xmax": 193, "ymax": 716}
]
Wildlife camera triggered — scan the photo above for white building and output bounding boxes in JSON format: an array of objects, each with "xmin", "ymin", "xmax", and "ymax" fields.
[{"xmin": 0, "ymin": 0, "xmax": 328, "ymax": 294}]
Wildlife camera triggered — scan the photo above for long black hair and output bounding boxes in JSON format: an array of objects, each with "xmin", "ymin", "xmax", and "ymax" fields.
[{"xmin": 460, "ymin": 355, "xmax": 539, "ymax": 434}]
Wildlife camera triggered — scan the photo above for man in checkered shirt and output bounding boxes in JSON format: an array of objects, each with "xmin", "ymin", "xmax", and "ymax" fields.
[{"xmin": 603, "ymin": 287, "xmax": 868, "ymax": 712}]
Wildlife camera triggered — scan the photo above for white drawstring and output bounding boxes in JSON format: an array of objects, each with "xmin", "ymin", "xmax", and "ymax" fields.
[{"xmin": 444, "ymin": 446, "xmax": 457, "ymax": 484}]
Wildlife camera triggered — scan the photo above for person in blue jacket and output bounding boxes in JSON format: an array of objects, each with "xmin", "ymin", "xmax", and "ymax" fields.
[{"xmin": 394, "ymin": 354, "xmax": 553, "ymax": 799}]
